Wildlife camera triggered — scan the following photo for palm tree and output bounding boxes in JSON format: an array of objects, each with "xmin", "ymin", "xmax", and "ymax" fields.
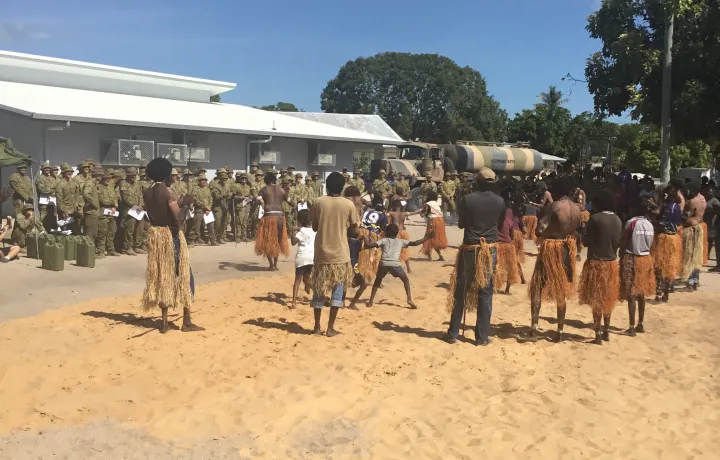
[{"xmin": 539, "ymin": 86, "xmax": 567, "ymax": 110}]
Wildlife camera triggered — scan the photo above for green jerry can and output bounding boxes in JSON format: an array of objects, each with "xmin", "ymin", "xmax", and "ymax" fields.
[
  {"xmin": 76, "ymin": 237, "xmax": 96, "ymax": 268},
  {"xmin": 41, "ymin": 243, "xmax": 65, "ymax": 271},
  {"xmin": 26, "ymin": 233, "xmax": 40, "ymax": 259},
  {"xmin": 41, "ymin": 234, "xmax": 55, "ymax": 260},
  {"xmin": 63, "ymin": 235, "xmax": 78, "ymax": 261}
]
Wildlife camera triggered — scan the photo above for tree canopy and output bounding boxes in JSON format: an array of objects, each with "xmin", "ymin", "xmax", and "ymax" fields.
[
  {"xmin": 585, "ymin": 0, "xmax": 719, "ymax": 149},
  {"xmin": 320, "ymin": 52, "xmax": 507, "ymax": 143},
  {"xmin": 257, "ymin": 102, "xmax": 302, "ymax": 112}
]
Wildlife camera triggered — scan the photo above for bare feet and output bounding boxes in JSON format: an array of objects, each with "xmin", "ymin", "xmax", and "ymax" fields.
[
  {"xmin": 304, "ymin": 284, "xmax": 311, "ymax": 295},
  {"xmin": 407, "ymin": 299, "xmax": 417, "ymax": 309},
  {"xmin": 601, "ymin": 330, "xmax": 610, "ymax": 341},
  {"xmin": 312, "ymin": 327, "xmax": 324, "ymax": 335},
  {"xmin": 289, "ymin": 303, "xmax": 296, "ymax": 310},
  {"xmin": 635, "ymin": 323, "xmax": 645, "ymax": 333},
  {"xmin": 366, "ymin": 302, "xmax": 373, "ymax": 308},
  {"xmin": 326, "ymin": 328, "xmax": 342, "ymax": 337},
  {"xmin": 593, "ymin": 332, "xmax": 602, "ymax": 345},
  {"xmin": 347, "ymin": 302, "xmax": 360, "ymax": 311},
  {"xmin": 159, "ymin": 324, "xmax": 170, "ymax": 334},
  {"xmin": 627, "ymin": 327, "xmax": 636, "ymax": 337},
  {"xmin": 556, "ymin": 331, "xmax": 564, "ymax": 343},
  {"xmin": 438, "ymin": 255, "xmax": 445, "ymax": 262},
  {"xmin": 181, "ymin": 322, "xmax": 205, "ymax": 332}
]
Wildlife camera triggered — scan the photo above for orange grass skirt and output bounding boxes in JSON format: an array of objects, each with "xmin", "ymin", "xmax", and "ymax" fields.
[
  {"xmin": 523, "ymin": 216, "xmax": 537, "ymax": 241},
  {"xmin": 512, "ymin": 229, "xmax": 525, "ymax": 264},
  {"xmin": 620, "ymin": 253, "xmax": 656, "ymax": 300},
  {"xmin": 701, "ymin": 222, "xmax": 709, "ymax": 265},
  {"xmin": 651, "ymin": 233, "xmax": 681, "ymax": 281},
  {"xmin": 421, "ymin": 217, "xmax": 448, "ymax": 254},
  {"xmin": 254, "ymin": 215, "xmax": 289, "ymax": 258},
  {"xmin": 580, "ymin": 210, "xmax": 591, "ymax": 225},
  {"xmin": 528, "ymin": 237, "xmax": 577, "ymax": 305},
  {"xmin": 399, "ymin": 229, "xmax": 410, "ymax": 261},
  {"xmin": 357, "ymin": 228, "xmax": 380, "ymax": 281},
  {"xmin": 579, "ymin": 259, "xmax": 619, "ymax": 314},
  {"xmin": 495, "ymin": 241, "xmax": 520, "ymax": 287}
]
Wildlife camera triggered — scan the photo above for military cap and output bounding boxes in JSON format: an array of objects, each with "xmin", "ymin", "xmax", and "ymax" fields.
[
  {"xmin": 77, "ymin": 161, "xmax": 90, "ymax": 169},
  {"xmin": 224, "ymin": 165, "xmax": 232, "ymax": 171},
  {"xmin": 183, "ymin": 169, "xmax": 193, "ymax": 176},
  {"xmin": 171, "ymin": 168, "xmax": 179, "ymax": 176},
  {"xmin": 197, "ymin": 173, "xmax": 208, "ymax": 181},
  {"xmin": 287, "ymin": 165, "xmax": 296, "ymax": 169},
  {"xmin": 255, "ymin": 169, "xmax": 264, "ymax": 176},
  {"xmin": 85, "ymin": 158, "xmax": 96, "ymax": 166},
  {"xmin": 110, "ymin": 169, "xmax": 120, "ymax": 177},
  {"xmin": 198, "ymin": 167, "xmax": 207, "ymax": 173},
  {"xmin": 16, "ymin": 164, "xmax": 27, "ymax": 169},
  {"xmin": 41, "ymin": 162, "xmax": 52, "ymax": 170},
  {"xmin": 22, "ymin": 203, "xmax": 34, "ymax": 212},
  {"xmin": 378, "ymin": 169, "xmax": 386, "ymax": 175},
  {"xmin": 342, "ymin": 167, "xmax": 348, "ymax": 172},
  {"xmin": 295, "ymin": 173, "xmax": 303, "ymax": 178},
  {"xmin": 216, "ymin": 167, "xmax": 227, "ymax": 174},
  {"xmin": 117, "ymin": 170, "xmax": 127, "ymax": 180},
  {"xmin": 125, "ymin": 166, "xmax": 139, "ymax": 175},
  {"xmin": 218, "ymin": 172, "xmax": 228, "ymax": 179},
  {"xmin": 279, "ymin": 169, "xmax": 288, "ymax": 175},
  {"xmin": 101, "ymin": 169, "xmax": 112, "ymax": 178},
  {"xmin": 305, "ymin": 175, "xmax": 313, "ymax": 181},
  {"xmin": 312, "ymin": 171, "xmax": 320, "ymax": 176},
  {"xmin": 250, "ymin": 161, "xmax": 259, "ymax": 167},
  {"xmin": 266, "ymin": 168, "xmax": 278, "ymax": 175},
  {"xmin": 282, "ymin": 177, "xmax": 293, "ymax": 185},
  {"xmin": 92, "ymin": 167, "xmax": 105, "ymax": 177},
  {"xmin": 61, "ymin": 165, "xmax": 75, "ymax": 173},
  {"xmin": 51, "ymin": 165, "xmax": 60, "ymax": 171},
  {"xmin": 424, "ymin": 173, "xmax": 432, "ymax": 178},
  {"xmin": 235, "ymin": 170, "xmax": 244, "ymax": 176}
]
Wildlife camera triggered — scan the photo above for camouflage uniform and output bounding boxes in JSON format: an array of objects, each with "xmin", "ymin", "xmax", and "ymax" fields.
[
  {"xmin": 9, "ymin": 168, "xmax": 33, "ymax": 216},
  {"xmin": 419, "ymin": 178, "xmax": 437, "ymax": 202},
  {"xmin": 305, "ymin": 177, "xmax": 317, "ymax": 206},
  {"xmin": 71, "ymin": 163, "xmax": 91, "ymax": 233},
  {"xmin": 98, "ymin": 177, "xmax": 119, "ymax": 256},
  {"xmin": 11, "ymin": 205, "xmax": 43, "ymax": 248},
  {"xmin": 181, "ymin": 172, "xmax": 196, "ymax": 241},
  {"xmin": 249, "ymin": 172, "xmax": 264, "ymax": 240},
  {"xmin": 192, "ymin": 176, "xmax": 216, "ymax": 245},
  {"xmin": 82, "ymin": 172, "xmax": 102, "ymax": 242},
  {"xmin": 349, "ymin": 174, "xmax": 365, "ymax": 194},
  {"xmin": 440, "ymin": 178, "xmax": 457, "ymax": 214},
  {"xmin": 139, "ymin": 172, "xmax": 152, "ymax": 250},
  {"xmin": 230, "ymin": 173, "xmax": 253, "ymax": 241},
  {"xmin": 393, "ymin": 178, "xmax": 410, "ymax": 198},
  {"xmin": 281, "ymin": 179, "xmax": 295, "ymax": 236},
  {"xmin": 36, "ymin": 167, "xmax": 56, "ymax": 227},
  {"xmin": 55, "ymin": 167, "xmax": 82, "ymax": 235},
  {"xmin": 210, "ymin": 170, "xmax": 230, "ymax": 243},
  {"xmin": 120, "ymin": 171, "xmax": 144, "ymax": 255},
  {"xmin": 310, "ymin": 175, "xmax": 323, "ymax": 199},
  {"xmin": 372, "ymin": 173, "xmax": 393, "ymax": 198}
]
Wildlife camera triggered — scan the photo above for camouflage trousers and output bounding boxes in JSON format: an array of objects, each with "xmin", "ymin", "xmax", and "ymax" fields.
[
  {"xmin": 235, "ymin": 206, "xmax": 251, "ymax": 241},
  {"xmin": 97, "ymin": 216, "xmax": 117, "ymax": 253}
]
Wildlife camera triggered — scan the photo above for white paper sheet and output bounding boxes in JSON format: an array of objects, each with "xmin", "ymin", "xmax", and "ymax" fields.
[
  {"xmin": 258, "ymin": 206, "xmax": 264, "ymax": 219},
  {"xmin": 297, "ymin": 202, "xmax": 308, "ymax": 211},
  {"xmin": 103, "ymin": 208, "xmax": 119, "ymax": 217},
  {"xmin": 401, "ymin": 200, "xmax": 407, "ymax": 206},
  {"xmin": 185, "ymin": 209, "xmax": 194, "ymax": 221},
  {"xmin": 128, "ymin": 206, "xmax": 146, "ymax": 221},
  {"xmin": 39, "ymin": 195, "xmax": 56, "ymax": 205},
  {"xmin": 56, "ymin": 217, "xmax": 74, "ymax": 227},
  {"xmin": 242, "ymin": 197, "xmax": 252, "ymax": 207},
  {"xmin": 203, "ymin": 212, "xmax": 215, "ymax": 224}
]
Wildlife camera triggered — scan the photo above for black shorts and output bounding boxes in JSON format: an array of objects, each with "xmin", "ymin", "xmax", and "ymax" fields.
[
  {"xmin": 295, "ymin": 264, "xmax": 313, "ymax": 276},
  {"xmin": 375, "ymin": 265, "xmax": 406, "ymax": 282}
]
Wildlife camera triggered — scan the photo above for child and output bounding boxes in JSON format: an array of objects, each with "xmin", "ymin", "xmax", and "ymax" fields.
[
  {"xmin": 345, "ymin": 226, "xmax": 366, "ymax": 310},
  {"xmin": 357, "ymin": 194, "xmax": 388, "ymax": 281},
  {"xmin": 420, "ymin": 191, "xmax": 447, "ymax": 261},
  {"xmin": 290, "ymin": 209, "xmax": 315, "ymax": 309},
  {"xmin": 387, "ymin": 198, "xmax": 423, "ymax": 273},
  {"xmin": 356, "ymin": 223, "xmax": 433, "ymax": 309}
]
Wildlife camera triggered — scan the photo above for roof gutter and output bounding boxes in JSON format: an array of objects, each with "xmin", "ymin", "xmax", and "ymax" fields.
[{"xmin": 247, "ymin": 136, "xmax": 273, "ymax": 172}]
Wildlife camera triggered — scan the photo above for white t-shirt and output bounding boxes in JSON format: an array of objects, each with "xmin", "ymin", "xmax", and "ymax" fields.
[{"xmin": 295, "ymin": 227, "xmax": 316, "ymax": 267}]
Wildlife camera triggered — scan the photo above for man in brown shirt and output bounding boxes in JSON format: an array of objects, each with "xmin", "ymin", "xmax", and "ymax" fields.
[
  {"xmin": 529, "ymin": 177, "xmax": 582, "ymax": 342},
  {"xmin": 310, "ymin": 172, "xmax": 359, "ymax": 336},
  {"xmin": 256, "ymin": 172, "xmax": 289, "ymax": 270}
]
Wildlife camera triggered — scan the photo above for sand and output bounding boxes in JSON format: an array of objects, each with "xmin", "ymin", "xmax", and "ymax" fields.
[{"xmin": 1, "ymin": 224, "xmax": 720, "ymax": 459}]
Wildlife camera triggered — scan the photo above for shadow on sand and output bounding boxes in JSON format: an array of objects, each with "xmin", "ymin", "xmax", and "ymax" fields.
[
  {"xmin": 250, "ymin": 292, "xmax": 289, "ymax": 307},
  {"xmin": 218, "ymin": 261, "xmax": 269, "ymax": 272},
  {"xmin": 81, "ymin": 311, "xmax": 182, "ymax": 338},
  {"xmin": 243, "ymin": 317, "xmax": 312, "ymax": 335}
]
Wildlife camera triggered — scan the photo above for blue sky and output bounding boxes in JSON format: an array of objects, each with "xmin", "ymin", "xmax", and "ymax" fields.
[{"xmin": 1, "ymin": 0, "xmax": 615, "ymax": 120}]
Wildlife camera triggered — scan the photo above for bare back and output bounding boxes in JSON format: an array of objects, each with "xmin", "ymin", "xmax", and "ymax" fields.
[
  {"xmin": 260, "ymin": 184, "xmax": 285, "ymax": 213},
  {"xmin": 685, "ymin": 195, "xmax": 707, "ymax": 226},
  {"xmin": 573, "ymin": 188, "xmax": 586, "ymax": 211},
  {"xmin": 538, "ymin": 199, "xmax": 582, "ymax": 239},
  {"xmin": 388, "ymin": 210, "xmax": 408, "ymax": 231},
  {"xmin": 540, "ymin": 190, "xmax": 554, "ymax": 206}
]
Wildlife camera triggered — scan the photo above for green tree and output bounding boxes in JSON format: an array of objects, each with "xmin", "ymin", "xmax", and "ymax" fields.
[
  {"xmin": 257, "ymin": 102, "xmax": 301, "ymax": 112},
  {"xmin": 508, "ymin": 86, "xmax": 573, "ymax": 158},
  {"xmin": 320, "ymin": 52, "xmax": 508, "ymax": 143},
  {"xmin": 353, "ymin": 152, "xmax": 373, "ymax": 174},
  {"xmin": 585, "ymin": 0, "xmax": 717, "ymax": 150},
  {"xmin": 210, "ymin": 94, "xmax": 221, "ymax": 103}
]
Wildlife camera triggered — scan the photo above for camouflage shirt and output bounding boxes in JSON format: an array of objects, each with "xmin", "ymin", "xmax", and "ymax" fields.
[
  {"xmin": 170, "ymin": 181, "xmax": 187, "ymax": 203},
  {"xmin": 119, "ymin": 180, "xmax": 143, "ymax": 214},
  {"xmin": 372, "ymin": 179, "xmax": 393, "ymax": 197},
  {"xmin": 393, "ymin": 179, "xmax": 410, "ymax": 197},
  {"xmin": 98, "ymin": 183, "xmax": 118, "ymax": 209},
  {"xmin": 82, "ymin": 179, "xmax": 101, "ymax": 215},
  {"xmin": 419, "ymin": 181, "xmax": 437, "ymax": 200},
  {"xmin": 193, "ymin": 185, "xmax": 213, "ymax": 212},
  {"xmin": 210, "ymin": 181, "xmax": 230, "ymax": 209},
  {"xmin": 36, "ymin": 174, "xmax": 56, "ymax": 197},
  {"xmin": 349, "ymin": 177, "xmax": 365, "ymax": 193},
  {"xmin": 9, "ymin": 172, "xmax": 32, "ymax": 202},
  {"xmin": 230, "ymin": 182, "xmax": 253, "ymax": 209},
  {"xmin": 55, "ymin": 178, "xmax": 79, "ymax": 215},
  {"xmin": 440, "ymin": 180, "xmax": 457, "ymax": 200}
]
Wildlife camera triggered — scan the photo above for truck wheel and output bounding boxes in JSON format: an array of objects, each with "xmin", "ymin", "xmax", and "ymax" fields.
[
  {"xmin": 406, "ymin": 187, "xmax": 423, "ymax": 212},
  {"xmin": 444, "ymin": 157, "xmax": 456, "ymax": 174}
]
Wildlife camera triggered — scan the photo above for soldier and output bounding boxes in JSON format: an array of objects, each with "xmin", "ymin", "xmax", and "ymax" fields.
[
  {"xmin": 97, "ymin": 169, "xmax": 119, "ymax": 257},
  {"xmin": 192, "ymin": 173, "xmax": 217, "ymax": 246},
  {"xmin": 440, "ymin": 173, "xmax": 457, "ymax": 221},
  {"xmin": 138, "ymin": 165, "xmax": 152, "ymax": 251},
  {"xmin": 82, "ymin": 167, "xmax": 104, "ymax": 244},
  {"xmin": 181, "ymin": 169, "xmax": 196, "ymax": 243},
  {"xmin": 169, "ymin": 168, "xmax": 185, "ymax": 201},
  {"xmin": 9, "ymin": 164, "xmax": 33, "ymax": 216},
  {"xmin": 50, "ymin": 165, "xmax": 60, "ymax": 185},
  {"xmin": 311, "ymin": 171, "xmax": 323, "ymax": 198},
  {"xmin": 287, "ymin": 165, "xmax": 296, "ymax": 177},
  {"xmin": 193, "ymin": 167, "xmax": 208, "ymax": 186},
  {"xmin": 210, "ymin": 168, "xmax": 230, "ymax": 243},
  {"xmin": 305, "ymin": 175, "xmax": 317, "ymax": 206},
  {"xmin": 11, "ymin": 204, "xmax": 43, "ymax": 248},
  {"xmin": 372, "ymin": 169, "xmax": 393, "ymax": 201},
  {"xmin": 71, "ymin": 161, "xmax": 91, "ymax": 232},
  {"xmin": 55, "ymin": 164, "xmax": 82, "ymax": 235},
  {"xmin": 350, "ymin": 169, "xmax": 365, "ymax": 194},
  {"xmin": 231, "ymin": 171, "xmax": 253, "ymax": 242},
  {"xmin": 342, "ymin": 172, "xmax": 351, "ymax": 192},
  {"xmin": 394, "ymin": 172, "xmax": 410, "ymax": 199},
  {"xmin": 84, "ymin": 158, "xmax": 96, "ymax": 173},
  {"xmin": 249, "ymin": 169, "xmax": 265, "ymax": 240},
  {"xmin": 281, "ymin": 178, "xmax": 295, "ymax": 236},
  {"xmin": 36, "ymin": 163, "xmax": 56, "ymax": 230},
  {"xmin": 419, "ymin": 174, "xmax": 437, "ymax": 202},
  {"xmin": 112, "ymin": 169, "xmax": 125, "ymax": 252},
  {"xmin": 224, "ymin": 165, "xmax": 234, "ymax": 178},
  {"xmin": 249, "ymin": 161, "xmax": 259, "ymax": 176},
  {"xmin": 120, "ymin": 167, "xmax": 145, "ymax": 256},
  {"xmin": 292, "ymin": 173, "xmax": 309, "ymax": 208}
]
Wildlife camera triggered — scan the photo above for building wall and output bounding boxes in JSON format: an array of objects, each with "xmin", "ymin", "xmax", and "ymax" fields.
[{"xmin": 1, "ymin": 109, "xmax": 377, "ymax": 214}]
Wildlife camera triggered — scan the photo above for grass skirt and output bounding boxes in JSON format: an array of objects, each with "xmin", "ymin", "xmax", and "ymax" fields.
[
  {"xmin": 580, "ymin": 210, "xmax": 591, "ymax": 225},
  {"xmin": 495, "ymin": 241, "xmax": 520, "ymax": 287},
  {"xmin": 528, "ymin": 237, "xmax": 577, "ymax": 305},
  {"xmin": 141, "ymin": 227, "xmax": 192, "ymax": 311},
  {"xmin": 620, "ymin": 253, "xmax": 656, "ymax": 300},
  {"xmin": 357, "ymin": 228, "xmax": 381, "ymax": 281},
  {"xmin": 679, "ymin": 224, "xmax": 704, "ymax": 281},
  {"xmin": 421, "ymin": 217, "xmax": 448, "ymax": 255},
  {"xmin": 511, "ymin": 229, "xmax": 525, "ymax": 264},
  {"xmin": 254, "ymin": 215, "xmax": 289, "ymax": 258},
  {"xmin": 651, "ymin": 232, "xmax": 681, "ymax": 281},
  {"xmin": 523, "ymin": 216, "xmax": 537, "ymax": 241},
  {"xmin": 311, "ymin": 263, "xmax": 353, "ymax": 298},
  {"xmin": 446, "ymin": 241, "xmax": 494, "ymax": 313},
  {"xmin": 579, "ymin": 259, "xmax": 619, "ymax": 314},
  {"xmin": 701, "ymin": 222, "xmax": 709, "ymax": 265},
  {"xmin": 398, "ymin": 229, "xmax": 410, "ymax": 262}
]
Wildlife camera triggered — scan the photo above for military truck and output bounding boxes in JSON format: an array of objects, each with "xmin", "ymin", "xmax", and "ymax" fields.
[{"xmin": 370, "ymin": 140, "xmax": 545, "ymax": 210}]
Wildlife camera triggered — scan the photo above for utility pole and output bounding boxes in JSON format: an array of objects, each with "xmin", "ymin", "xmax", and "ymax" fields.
[{"xmin": 659, "ymin": 11, "xmax": 674, "ymax": 184}]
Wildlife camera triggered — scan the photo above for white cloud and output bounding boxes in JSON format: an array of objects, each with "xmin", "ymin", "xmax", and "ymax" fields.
[{"xmin": 0, "ymin": 22, "xmax": 50, "ymax": 43}]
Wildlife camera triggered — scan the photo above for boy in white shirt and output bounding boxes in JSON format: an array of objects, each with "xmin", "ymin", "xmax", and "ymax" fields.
[{"xmin": 290, "ymin": 209, "xmax": 315, "ymax": 309}]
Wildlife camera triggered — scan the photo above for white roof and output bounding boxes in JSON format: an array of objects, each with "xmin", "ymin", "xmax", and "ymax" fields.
[
  {"xmin": 541, "ymin": 153, "xmax": 567, "ymax": 163},
  {"xmin": 0, "ymin": 50, "xmax": 235, "ymax": 103},
  {"xmin": 0, "ymin": 81, "xmax": 401, "ymax": 144},
  {"xmin": 281, "ymin": 112, "xmax": 403, "ymax": 142}
]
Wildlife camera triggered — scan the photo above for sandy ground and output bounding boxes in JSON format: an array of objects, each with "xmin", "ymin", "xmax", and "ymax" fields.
[{"xmin": 1, "ymin": 217, "xmax": 719, "ymax": 459}]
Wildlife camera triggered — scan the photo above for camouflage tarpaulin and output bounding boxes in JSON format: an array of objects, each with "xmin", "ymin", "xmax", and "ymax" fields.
[{"xmin": 0, "ymin": 136, "xmax": 32, "ymax": 168}]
